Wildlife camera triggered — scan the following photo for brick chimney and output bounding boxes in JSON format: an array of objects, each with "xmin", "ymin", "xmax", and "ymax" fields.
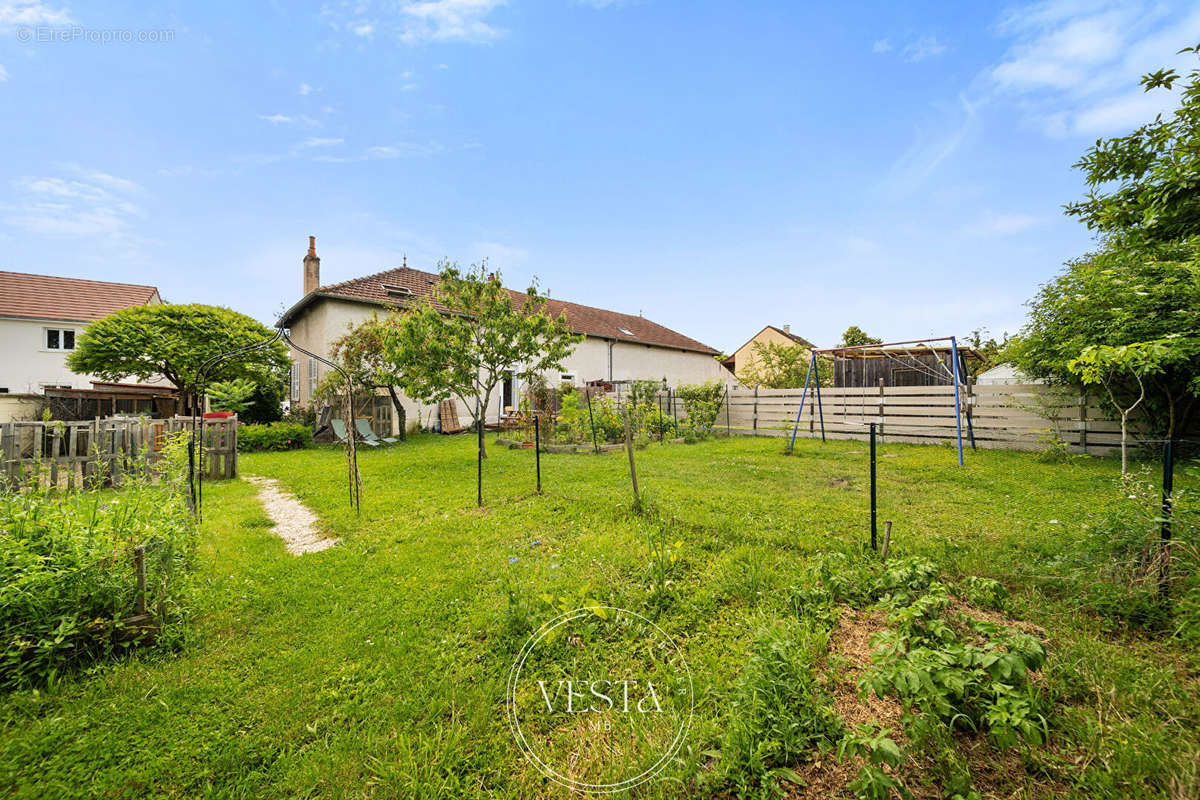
[{"xmin": 303, "ymin": 236, "xmax": 320, "ymax": 295}]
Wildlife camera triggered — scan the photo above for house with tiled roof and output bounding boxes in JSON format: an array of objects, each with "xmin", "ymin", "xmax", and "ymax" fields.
[
  {"xmin": 725, "ymin": 324, "xmax": 816, "ymax": 386},
  {"xmin": 0, "ymin": 270, "xmax": 164, "ymax": 390},
  {"xmin": 279, "ymin": 238, "xmax": 733, "ymax": 434}
]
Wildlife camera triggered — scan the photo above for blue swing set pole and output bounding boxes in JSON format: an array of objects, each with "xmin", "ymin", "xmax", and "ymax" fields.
[
  {"xmin": 950, "ymin": 335, "xmax": 964, "ymax": 466},
  {"xmin": 787, "ymin": 352, "xmax": 816, "ymax": 453}
]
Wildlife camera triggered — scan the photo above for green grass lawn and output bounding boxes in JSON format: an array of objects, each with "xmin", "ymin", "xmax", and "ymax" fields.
[{"xmin": 1, "ymin": 435, "xmax": 1196, "ymax": 799}]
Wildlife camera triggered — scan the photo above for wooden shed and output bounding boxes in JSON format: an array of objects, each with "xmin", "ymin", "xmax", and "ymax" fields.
[{"xmin": 830, "ymin": 345, "xmax": 982, "ymax": 388}]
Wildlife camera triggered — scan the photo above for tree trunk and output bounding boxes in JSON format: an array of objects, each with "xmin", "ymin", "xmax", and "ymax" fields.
[
  {"xmin": 385, "ymin": 386, "xmax": 407, "ymax": 441},
  {"xmin": 1120, "ymin": 412, "xmax": 1128, "ymax": 475}
]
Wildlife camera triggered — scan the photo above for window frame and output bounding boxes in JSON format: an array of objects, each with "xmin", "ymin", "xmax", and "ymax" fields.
[{"xmin": 43, "ymin": 327, "xmax": 77, "ymax": 351}]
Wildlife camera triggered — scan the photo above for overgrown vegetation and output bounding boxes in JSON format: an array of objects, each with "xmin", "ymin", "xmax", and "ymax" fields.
[{"xmin": 0, "ymin": 435, "xmax": 197, "ymax": 689}]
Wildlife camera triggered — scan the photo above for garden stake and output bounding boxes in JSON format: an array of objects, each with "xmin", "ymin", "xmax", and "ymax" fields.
[
  {"xmin": 1160, "ymin": 437, "xmax": 1174, "ymax": 602},
  {"xmin": 623, "ymin": 404, "xmax": 639, "ymax": 507},
  {"xmin": 659, "ymin": 392, "xmax": 665, "ymax": 443},
  {"xmin": 870, "ymin": 422, "xmax": 877, "ymax": 551},
  {"xmin": 585, "ymin": 389, "xmax": 599, "ymax": 453},
  {"xmin": 477, "ymin": 399, "xmax": 484, "ymax": 507},
  {"xmin": 534, "ymin": 414, "xmax": 541, "ymax": 494},
  {"xmin": 133, "ymin": 545, "xmax": 146, "ymax": 616},
  {"xmin": 881, "ymin": 521, "xmax": 892, "ymax": 561},
  {"xmin": 724, "ymin": 386, "xmax": 730, "ymax": 437}
]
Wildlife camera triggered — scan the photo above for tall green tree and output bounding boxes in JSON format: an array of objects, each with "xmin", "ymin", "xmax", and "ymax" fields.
[
  {"xmin": 1066, "ymin": 44, "xmax": 1200, "ymax": 245},
  {"xmin": 1010, "ymin": 242, "xmax": 1200, "ymax": 436},
  {"xmin": 839, "ymin": 326, "xmax": 882, "ymax": 347},
  {"xmin": 317, "ymin": 315, "xmax": 409, "ymax": 440},
  {"xmin": 68, "ymin": 304, "xmax": 289, "ymax": 415},
  {"xmin": 1012, "ymin": 46, "xmax": 1200, "ymax": 439},
  {"xmin": 381, "ymin": 263, "xmax": 581, "ymax": 504}
]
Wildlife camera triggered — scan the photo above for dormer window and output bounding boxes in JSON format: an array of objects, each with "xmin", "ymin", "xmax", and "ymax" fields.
[{"xmin": 382, "ymin": 283, "xmax": 413, "ymax": 299}]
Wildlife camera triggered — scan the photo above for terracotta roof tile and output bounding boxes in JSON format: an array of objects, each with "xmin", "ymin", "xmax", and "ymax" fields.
[
  {"xmin": 0, "ymin": 271, "xmax": 159, "ymax": 322},
  {"xmin": 292, "ymin": 265, "xmax": 719, "ymax": 355}
]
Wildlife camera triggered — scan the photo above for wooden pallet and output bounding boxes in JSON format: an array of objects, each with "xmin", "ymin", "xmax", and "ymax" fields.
[{"xmin": 439, "ymin": 399, "xmax": 463, "ymax": 434}]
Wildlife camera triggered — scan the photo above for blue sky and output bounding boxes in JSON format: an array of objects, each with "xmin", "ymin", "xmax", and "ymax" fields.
[{"xmin": 1, "ymin": 1, "xmax": 1197, "ymax": 353}]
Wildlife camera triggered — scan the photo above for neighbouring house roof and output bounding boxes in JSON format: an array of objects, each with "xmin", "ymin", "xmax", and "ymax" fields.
[
  {"xmin": 279, "ymin": 265, "xmax": 720, "ymax": 355},
  {"xmin": 0, "ymin": 270, "xmax": 160, "ymax": 323},
  {"xmin": 729, "ymin": 324, "xmax": 816, "ymax": 358}
]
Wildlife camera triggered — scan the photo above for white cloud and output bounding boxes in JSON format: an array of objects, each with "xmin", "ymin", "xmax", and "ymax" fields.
[
  {"xmin": 3, "ymin": 169, "xmax": 143, "ymax": 243},
  {"xmin": 312, "ymin": 140, "xmax": 447, "ymax": 163},
  {"xmin": 258, "ymin": 113, "xmax": 318, "ymax": 126},
  {"xmin": 298, "ymin": 82, "xmax": 314, "ymax": 95},
  {"xmin": 903, "ymin": 35, "xmax": 947, "ymax": 62},
  {"xmin": 880, "ymin": 94, "xmax": 979, "ymax": 196},
  {"xmin": 321, "ymin": 0, "xmax": 506, "ymax": 45},
  {"xmin": 872, "ymin": 39, "xmax": 892, "ymax": 54},
  {"xmin": 366, "ymin": 141, "xmax": 444, "ymax": 158},
  {"xmin": 963, "ymin": 212, "xmax": 1041, "ymax": 237},
  {"xmin": 0, "ymin": 1, "xmax": 72, "ymax": 26},
  {"xmin": 298, "ymin": 137, "xmax": 344, "ymax": 148},
  {"xmin": 987, "ymin": 0, "xmax": 1200, "ymax": 136},
  {"xmin": 0, "ymin": 64, "xmax": 7, "ymax": 82},
  {"xmin": 1073, "ymin": 86, "xmax": 1178, "ymax": 133}
]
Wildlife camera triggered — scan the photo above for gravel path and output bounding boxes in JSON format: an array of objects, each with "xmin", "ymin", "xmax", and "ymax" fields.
[{"xmin": 243, "ymin": 475, "xmax": 339, "ymax": 555}]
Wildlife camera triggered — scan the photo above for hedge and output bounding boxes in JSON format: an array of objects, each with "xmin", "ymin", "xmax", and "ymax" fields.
[{"xmin": 238, "ymin": 422, "xmax": 313, "ymax": 452}]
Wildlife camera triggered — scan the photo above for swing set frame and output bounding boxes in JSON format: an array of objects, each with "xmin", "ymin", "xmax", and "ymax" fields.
[{"xmin": 786, "ymin": 336, "xmax": 974, "ymax": 465}]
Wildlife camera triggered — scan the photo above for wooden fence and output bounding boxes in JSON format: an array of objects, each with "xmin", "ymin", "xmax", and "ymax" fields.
[
  {"xmin": 0, "ymin": 416, "xmax": 238, "ymax": 490},
  {"xmin": 603, "ymin": 384, "xmax": 1143, "ymax": 455},
  {"xmin": 716, "ymin": 383, "xmax": 1133, "ymax": 454}
]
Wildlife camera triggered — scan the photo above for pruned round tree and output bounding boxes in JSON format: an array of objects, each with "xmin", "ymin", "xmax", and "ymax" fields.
[{"xmin": 67, "ymin": 304, "xmax": 290, "ymax": 415}]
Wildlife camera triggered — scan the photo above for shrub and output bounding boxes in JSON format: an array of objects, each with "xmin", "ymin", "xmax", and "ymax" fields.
[
  {"xmin": 0, "ymin": 435, "xmax": 197, "ymax": 689},
  {"xmin": 675, "ymin": 381, "xmax": 725, "ymax": 439},
  {"xmin": 713, "ymin": 620, "xmax": 842, "ymax": 796},
  {"xmin": 238, "ymin": 422, "xmax": 313, "ymax": 452}
]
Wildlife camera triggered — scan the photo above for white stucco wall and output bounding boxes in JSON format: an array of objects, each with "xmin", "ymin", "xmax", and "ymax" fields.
[
  {"xmin": 0, "ymin": 317, "xmax": 96, "ymax": 394},
  {"xmin": 286, "ymin": 298, "xmax": 734, "ymax": 434}
]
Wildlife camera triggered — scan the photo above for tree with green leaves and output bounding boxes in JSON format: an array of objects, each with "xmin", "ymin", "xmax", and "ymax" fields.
[
  {"xmin": 316, "ymin": 315, "xmax": 409, "ymax": 440},
  {"xmin": 1010, "ymin": 242, "xmax": 1200, "ymax": 438},
  {"xmin": 1069, "ymin": 338, "xmax": 1196, "ymax": 473},
  {"xmin": 67, "ymin": 304, "xmax": 289, "ymax": 415},
  {"xmin": 1066, "ymin": 44, "xmax": 1200, "ymax": 245},
  {"xmin": 1010, "ymin": 46, "xmax": 1200, "ymax": 439},
  {"xmin": 207, "ymin": 379, "xmax": 256, "ymax": 414},
  {"xmin": 840, "ymin": 326, "xmax": 882, "ymax": 347},
  {"xmin": 740, "ymin": 341, "xmax": 831, "ymax": 388},
  {"xmin": 381, "ymin": 263, "xmax": 581, "ymax": 504}
]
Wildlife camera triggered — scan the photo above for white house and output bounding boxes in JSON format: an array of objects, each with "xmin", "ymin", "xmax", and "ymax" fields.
[
  {"xmin": 0, "ymin": 271, "xmax": 164, "ymax": 420},
  {"xmin": 278, "ymin": 238, "xmax": 734, "ymax": 434}
]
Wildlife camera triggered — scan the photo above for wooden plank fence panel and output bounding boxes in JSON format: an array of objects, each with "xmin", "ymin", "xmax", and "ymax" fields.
[
  {"xmin": 719, "ymin": 384, "xmax": 1143, "ymax": 455},
  {"xmin": 0, "ymin": 416, "xmax": 238, "ymax": 491}
]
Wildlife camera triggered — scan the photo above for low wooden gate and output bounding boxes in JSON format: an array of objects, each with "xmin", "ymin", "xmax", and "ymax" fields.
[{"xmin": 0, "ymin": 416, "xmax": 238, "ymax": 490}]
